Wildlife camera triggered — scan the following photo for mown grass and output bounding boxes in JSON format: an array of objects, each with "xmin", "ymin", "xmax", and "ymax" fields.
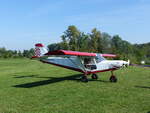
[{"xmin": 0, "ymin": 59, "xmax": 149, "ymax": 113}]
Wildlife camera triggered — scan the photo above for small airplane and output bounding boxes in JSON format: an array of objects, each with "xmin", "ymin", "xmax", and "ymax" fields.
[{"xmin": 32, "ymin": 43, "xmax": 130, "ymax": 82}]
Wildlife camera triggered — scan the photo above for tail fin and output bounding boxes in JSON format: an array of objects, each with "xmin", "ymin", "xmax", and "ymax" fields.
[{"xmin": 32, "ymin": 43, "xmax": 48, "ymax": 58}]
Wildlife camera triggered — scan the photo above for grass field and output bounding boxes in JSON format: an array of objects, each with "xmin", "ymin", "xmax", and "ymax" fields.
[{"xmin": 0, "ymin": 59, "xmax": 149, "ymax": 113}]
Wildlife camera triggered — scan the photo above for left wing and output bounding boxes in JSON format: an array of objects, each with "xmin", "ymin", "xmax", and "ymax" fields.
[{"xmin": 45, "ymin": 50, "xmax": 96, "ymax": 56}]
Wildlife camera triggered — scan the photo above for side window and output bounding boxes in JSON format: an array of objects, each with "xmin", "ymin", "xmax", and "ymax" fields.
[
  {"xmin": 83, "ymin": 57, "xmax": 97, "ymax": 70},
  {"xmin": 84, "ymin": 58, "xmax": 91, "ymax": 64},
  {"xmin": 96, "ymin": 54, "xmax": 105, "ymax": 63}
]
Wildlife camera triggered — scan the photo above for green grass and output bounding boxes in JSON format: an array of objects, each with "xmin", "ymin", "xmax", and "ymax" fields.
[{"xmin": 0, "ymin": 59, "xmax": 149, "ymax": 113}]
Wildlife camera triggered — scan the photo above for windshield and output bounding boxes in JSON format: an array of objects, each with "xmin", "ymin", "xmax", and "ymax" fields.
[{"xmin": 96, "ymin": 54, "xmax": 106, "ymax": 63}]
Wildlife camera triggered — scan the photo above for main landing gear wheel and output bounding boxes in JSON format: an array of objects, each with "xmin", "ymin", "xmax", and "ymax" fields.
[
  {"xmin": 109, "ymin": 75, "xmax": 117, "ymax": 82},
  {"xmin": 91, "ymin": 74, "xmax": 98, "ymax": 79},
  {"xmin": 81, "ymin": 76, "xmax": 88, "ymax": 82}
]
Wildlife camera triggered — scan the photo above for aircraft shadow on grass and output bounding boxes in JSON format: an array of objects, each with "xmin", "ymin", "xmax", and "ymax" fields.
[
  {"xmin": 13, "ymin": 74, "xmax": 109, "ymax": 88},
  {"xmin": 135, "ymin": 85, "xmax": 150, "ymax": 89},
  {"xmin": 13, "ymin": 75, "xmax": 37, "ymax": 78}
]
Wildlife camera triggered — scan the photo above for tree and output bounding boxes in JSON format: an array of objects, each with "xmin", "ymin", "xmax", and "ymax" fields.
[
  {"xmin": 89, "ymin": 28, "xmax": 102, "ymax": 52},
  {"xmin": 48, "ymin": 43, "xmax": 62, "ymax": 51},
  {"xmin": 77, "ymin": 32, "xmax": 89, "ymax": 52},
  {"xmin": 111, "ymin": 35, "xmax": 123, "ymax": 54},
  {"xmin": 0, "ymin": 47, "xmax": 6, "ymax": 57},
  {"xmin": 18, "ymin": 50, "xmax": 23, "ymax": 57},
  {"xmin": 101, "ymin": 32, "xmax": 112, "ymax": 53},
  {"xmin": 61, "ymin": 35, "xmax": 69, "ymax": 50},
  {"xmin": 61, "ymin": 25, "xmax": 81, "ymax": 51}
]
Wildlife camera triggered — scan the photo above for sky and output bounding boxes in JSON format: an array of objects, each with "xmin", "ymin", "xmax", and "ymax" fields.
[{"xmin": 0, "ymin": 0, "xmax": 150, "ymax": 50}]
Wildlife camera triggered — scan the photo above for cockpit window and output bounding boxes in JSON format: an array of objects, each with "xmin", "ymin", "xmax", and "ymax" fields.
[{"xmin": 95, "ymin": 54, "xmax": 106, "ymax": 63}]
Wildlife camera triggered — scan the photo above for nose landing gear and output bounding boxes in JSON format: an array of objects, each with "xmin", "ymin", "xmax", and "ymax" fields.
[{"xmin": 110, "ymin": 71, "xmax": 117, "ymax": 82}]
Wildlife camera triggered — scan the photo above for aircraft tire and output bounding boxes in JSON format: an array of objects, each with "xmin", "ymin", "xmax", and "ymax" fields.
[
  {"xmin": 81, "ymin": 76, "xmax": 88, "ymax": 82},
  {"xmin": 91, "ymin": 74, "xmax": 98, "ymax": 79},
  {"xmin": 109, "ymin": 76, "xmax": 117, "ymax": 82}
]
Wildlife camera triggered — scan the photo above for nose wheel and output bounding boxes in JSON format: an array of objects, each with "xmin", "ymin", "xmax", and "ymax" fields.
[
  {"xmin": 109, "ymin": 75, "xmax": 117, "ymax": 82},
  {"xmin": 110, "ymin": 71, "xmax": 117, "ymax": 82}
]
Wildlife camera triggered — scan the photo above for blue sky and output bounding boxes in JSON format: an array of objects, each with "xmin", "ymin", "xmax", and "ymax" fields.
[{"xmin": 0, "ymin": 0, "xmax": 150, "ymax": 50}]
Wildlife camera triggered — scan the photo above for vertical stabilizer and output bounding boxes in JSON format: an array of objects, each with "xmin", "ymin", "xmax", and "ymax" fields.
[{"xmin": 33, "ymin": 43, "xmax": 48, "ymax": 58}]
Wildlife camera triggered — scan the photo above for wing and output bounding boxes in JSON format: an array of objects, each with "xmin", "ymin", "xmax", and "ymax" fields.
[
  {"xmin": 101, "ymin": 54, "xmax": 117, "ymax": 58},
  {"xmin": 45, "ymin": 50, "xmax": 117, "ymax": 58},
  {"xmin": 45, "ymin": 50, "xmax": 96, "ymax": 57}
]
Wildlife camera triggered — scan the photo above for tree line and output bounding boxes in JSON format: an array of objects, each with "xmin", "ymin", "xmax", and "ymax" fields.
[
  {"xmin": 0, "ymin": 48, "xmax": 34, "ymax": 58},
  {"xmin": 0, "ymin": 25, "xmax": 149, "ymax": 64},
  {"xmin": 48, "ymin": 25, "xmax": 150, "ymax": 64}
]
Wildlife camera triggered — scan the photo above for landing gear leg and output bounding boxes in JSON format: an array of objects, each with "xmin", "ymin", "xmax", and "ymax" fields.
[
  {"xmin": 81, "ymin": 74, "xmax": 88, "ymax": 82},
  {"xmin": 109, "ymin": 71, "xmax": 117, "ymax": 82}
]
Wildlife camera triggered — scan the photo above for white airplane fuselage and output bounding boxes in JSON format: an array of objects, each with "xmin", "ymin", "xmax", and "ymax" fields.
[{"xmin": 40, "ymin": 55, "xmax": 129, "ymax": 75}]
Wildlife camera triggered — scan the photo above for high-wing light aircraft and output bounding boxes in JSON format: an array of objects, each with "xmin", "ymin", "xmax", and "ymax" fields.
[{"xmin": 32, "ymin": 43, "xmax": 130, "ymax": 82}]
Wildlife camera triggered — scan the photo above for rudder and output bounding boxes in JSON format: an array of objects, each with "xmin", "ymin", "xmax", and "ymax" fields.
[{"xmin": 32, "ymin": 43, "xmax": 48, "ymax": 58}]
